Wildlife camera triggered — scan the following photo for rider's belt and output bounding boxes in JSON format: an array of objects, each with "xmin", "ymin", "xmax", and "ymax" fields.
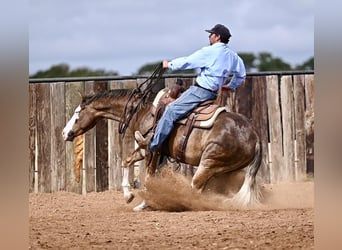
[{"xmin": 194, "ymin": 82, "xmax": 217, "ymax": 94}]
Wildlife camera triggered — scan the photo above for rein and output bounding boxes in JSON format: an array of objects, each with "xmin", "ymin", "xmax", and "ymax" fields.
[{"xmin": 118, "ymin": 63, "xmax": 165, "ymax": 136}]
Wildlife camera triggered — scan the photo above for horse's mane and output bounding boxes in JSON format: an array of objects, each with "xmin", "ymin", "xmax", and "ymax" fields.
[{"xmin": 81, "ymin": 89, "xmax": 132, "ymax": 106}]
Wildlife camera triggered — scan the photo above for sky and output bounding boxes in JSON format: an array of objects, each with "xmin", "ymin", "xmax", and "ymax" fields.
[{"xmin": 29, "ymin": 0, "xmax": 314, "ymax": 76}]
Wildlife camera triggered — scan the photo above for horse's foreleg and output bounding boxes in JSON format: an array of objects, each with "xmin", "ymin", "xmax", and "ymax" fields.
[
  {"xmin": 133, "ymin": 151, "xmax": 160, "ymax": 212},
  {"xmin": 121, "ymin": 167, "xmax": 134, "ymax": 203},
  {"xmin": 122, "ymin": 148, "xmax": 145, "ymax": 203}
]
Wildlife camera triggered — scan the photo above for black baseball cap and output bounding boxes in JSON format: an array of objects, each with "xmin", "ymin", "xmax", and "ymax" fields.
[{"xmin": 205, "ymin": 24, "xmax": 231, "ymax": 43}]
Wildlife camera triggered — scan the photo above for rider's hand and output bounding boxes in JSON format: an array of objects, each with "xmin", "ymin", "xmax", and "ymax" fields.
[{"xmin": 162, "ymin": 60, "xmax": 169, "ymax": 69}]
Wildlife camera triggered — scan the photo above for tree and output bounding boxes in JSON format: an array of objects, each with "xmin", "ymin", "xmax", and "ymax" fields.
[
  {"xmin": 238, "ymin": 53, "xmax": 256, "ymax": 72},
  {"xmin": 32, "ymin": 63, "xmax": 70, "ymax": 78},
  {"xmin": 30, "ymin": 63, "xmax": 119, "ymax": 78},
  {"xmin": 257, "ymin": 52, "xmax": 292, "ymax": 71},
  {"xmin": 295, "ymin": 57, "xmax": 314, "ymax": 70},
  {"xmin": 136, "ymin": 62, "xmax": 161, "ymax": 75}
]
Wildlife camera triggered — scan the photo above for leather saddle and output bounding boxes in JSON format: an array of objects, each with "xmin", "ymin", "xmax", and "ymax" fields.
[{"xmin": 152, "ymin": 86, "xmax": 228, "ymax": 162}]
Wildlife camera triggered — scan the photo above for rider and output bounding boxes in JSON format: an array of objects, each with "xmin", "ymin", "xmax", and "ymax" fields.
[{"xmin": 135, "ymin": 24, "xmax": 246, "ymax": 152}]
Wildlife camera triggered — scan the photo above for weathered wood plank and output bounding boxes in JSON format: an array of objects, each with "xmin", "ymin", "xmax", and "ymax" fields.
[
  {"xmin": 50, "ymin": 82, "xmax": 66, "ymax": 191},
  {"xmin": 108, "ymin": 80, "xmax": 126, "ymax": 190},
  {"xmin": 251, "ymin": 76, "xmax": 270, "ymax": 183},
  {"xmin": 280, "ymin": 75, "xmax": 295, "ymax": 181},
  {"xmin": 266, "ymin": 75, "xmax": 283, "ymax": 183},
  {"xmin": 304, "ymin": 75, "xmax": 314, "ymax": 174},
  {"xmin": 84, "ymin": 81, "xmax": 97, "ymax": 192},
  {"xmin": 29, "ymin": 84, "xmax": 36, "ymax": 193},
  {"xmin": 107, "ymin": 81, "xmax": 121, "ymax": 191},
  {"xmin": 65, "ymin": 81, "xmax": 84, "ymax": 193},
  {"xmin": 236, "ymin": 76, "xmax": 253, "ymax": 118},
  {"xmin": 293, "ymin": 75, "xmax": 307, "ymax": 180},
  {"xmin": 108, "ymin": 118, "xmax": 120, "ymax": 191},
  {"xmin": 94, "ymin": 81, "xmax": 109, "ymax": 192},
  {"xmin": 165, "ymin": 78, "xmax": 176, "ymax": 89},
  {"xmin": 35, "ymin": 83, "xmax": 51, "ymax": 192},
  {"xmin": 165, "ymin": 77, "xmax": 192, "ymax": 90}
]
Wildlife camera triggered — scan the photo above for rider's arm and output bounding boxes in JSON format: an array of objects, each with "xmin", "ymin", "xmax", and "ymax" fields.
[
  {"xmin": 164, "ymin": 47, "xmax": 210, "ymax": 71},
  {"xmin": 227, "ymin": 56, "xmax": 246, "ymax": 90}
]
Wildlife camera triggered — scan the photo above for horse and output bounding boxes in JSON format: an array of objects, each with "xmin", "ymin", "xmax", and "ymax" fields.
[{"xmin": 62, "ymin": 86, "xmax": 262, "ymax": 211}]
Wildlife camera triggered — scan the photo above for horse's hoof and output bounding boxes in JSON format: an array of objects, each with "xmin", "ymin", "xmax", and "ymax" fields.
[
  {"xmin": 133, "ymin": 201, "xmax": 148, "ymax": 212},
  {"xmin": 124, "ymin": 193, "xmax": 135, "ymax": 204}
]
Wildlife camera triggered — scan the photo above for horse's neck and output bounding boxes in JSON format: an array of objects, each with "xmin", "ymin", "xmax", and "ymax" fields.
[
  {"xmin": 91, "ymin": 96, "xmax": 128, "ymax": 122},
  {"xmin": 88, "ymin": 90, "xmax": 155, "ymax": 134},
  {"xmin": 132, "ymin": 104, "xmax": 154, "ymax": 131},
  {"xmin": 96, "ymin": 97, "xmax": 154, "ymax": 132}
]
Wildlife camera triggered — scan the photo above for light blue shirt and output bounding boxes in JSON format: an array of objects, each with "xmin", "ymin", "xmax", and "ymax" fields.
[{"xmin": 168, "ymin": 42, "xmax": 246, "ymax": 90}]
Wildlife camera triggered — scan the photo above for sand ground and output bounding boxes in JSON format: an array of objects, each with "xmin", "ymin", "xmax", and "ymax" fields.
[{"xmin": 29, "ymin": 169, "xmax": 314, "ymax": 249}]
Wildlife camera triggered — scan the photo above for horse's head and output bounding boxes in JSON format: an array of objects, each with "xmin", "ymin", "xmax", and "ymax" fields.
[
  {"xmin": 62, "ymin": 103, "xmax": 98, "ymax": 141},
  {"xmin": 62, "ymin": 88, "xmax": 155, "ymax": 141}
]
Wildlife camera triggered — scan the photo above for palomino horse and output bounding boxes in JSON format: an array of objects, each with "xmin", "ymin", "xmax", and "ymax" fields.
[{"xmin": 62, "ymin": 85, "xmax": 262, "ymax": 211}]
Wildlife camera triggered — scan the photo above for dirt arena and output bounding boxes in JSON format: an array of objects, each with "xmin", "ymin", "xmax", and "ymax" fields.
[{"xmin": 29, "ymin": 169, "xmax": 314, "ymax": 249}]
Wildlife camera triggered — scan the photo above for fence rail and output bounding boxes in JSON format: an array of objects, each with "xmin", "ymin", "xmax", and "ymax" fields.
[{"xmin": 29, "ymin": 72, "xmax": 314, "ymax": 193}]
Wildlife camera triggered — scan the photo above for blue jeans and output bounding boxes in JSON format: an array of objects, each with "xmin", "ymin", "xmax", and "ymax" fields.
[{"xmin": 150, "ymin": 85, "xmax": 217, "ymax": 151}]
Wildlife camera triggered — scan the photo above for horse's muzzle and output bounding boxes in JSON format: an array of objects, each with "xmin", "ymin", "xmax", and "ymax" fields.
[{"xmin": 63, "ymin": 131, "xmax": 75, "ymax": 141}]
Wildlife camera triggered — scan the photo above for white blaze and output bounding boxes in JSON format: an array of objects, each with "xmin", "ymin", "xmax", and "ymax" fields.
[{"xmin": 62, "ymin": 105, "xmax": 81, "ymax": 140}]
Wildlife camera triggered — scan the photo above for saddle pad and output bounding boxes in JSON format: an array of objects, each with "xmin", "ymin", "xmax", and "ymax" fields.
[
  {"xmin": 153, "ymin": 88, "xmax": 170, "ymax": 107},
  {"xmin": 177, "ymin": 106, "xmax": 228, "ymax": 128}
]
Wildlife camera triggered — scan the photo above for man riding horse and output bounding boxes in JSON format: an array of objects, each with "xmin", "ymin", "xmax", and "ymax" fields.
[
  {"xmin": 62, "ymin": 24, "xmax": 262, "ymax": 211},
  {"xmin": 135, "ymin": 24, "xmax": 246, "ymax": 152}
]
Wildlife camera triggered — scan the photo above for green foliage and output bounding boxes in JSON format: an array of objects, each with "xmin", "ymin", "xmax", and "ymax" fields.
[
  {"xmin": 238, "ymin": 53, "xmax": 257, "ymax": 72},
  {"xmin": 30, "ymin": 63, "xmax": 118, "ymax": 78},
  {"xmin": 136, "ymin": 62, "xmax": 161, "ymax": 75},
  {"xmin": 238, "ymin": 52, "xmax": 313, "ymax": 72},
  {"xmin": 257, "ymin": 52, "xmax": 292, "ymax": 71},
  {"xmin": 295, "ymin": 57, "xmax": 314, "ymax": 70},
  {"xmin": 30, "ymin": 53, "xmax": 314, "ymax": 79}
]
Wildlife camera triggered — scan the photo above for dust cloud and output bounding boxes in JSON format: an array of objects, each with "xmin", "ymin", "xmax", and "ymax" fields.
[{"xmin": 138, "ymin": 167, "xmax": 314, "ymax": 212}]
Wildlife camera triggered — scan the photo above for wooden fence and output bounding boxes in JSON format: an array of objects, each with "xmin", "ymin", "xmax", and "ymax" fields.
[{"xmin": 29, "ymin": 72, "xmax": 314, "ymax": 193}]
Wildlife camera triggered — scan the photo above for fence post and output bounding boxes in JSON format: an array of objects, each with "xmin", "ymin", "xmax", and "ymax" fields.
[
  {"xmin": 35, "ymin": 83, "xmax": 52, "ymax": 192},
  {"xmin": 293, "ymin": 75, "xmax": 307, "ymax": 180},
  {"xmin": 305, "ymin": 75, "xmax": 314, "ymax": 175},
  {"xmin": 266, "ymin": 75, "xmax": 283, "ymax": 183},
  {"xmin": 251, "ymin": 76, "xmax": 270, "ymax": 183},
  {"xmin": 50, "ymin": 82, "xmax": 66, "ymax": 191}
]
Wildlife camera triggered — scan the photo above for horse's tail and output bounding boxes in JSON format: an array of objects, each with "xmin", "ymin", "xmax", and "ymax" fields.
[{"xmin": 232, "ymin": 140, "xmax": 262, "ymax": 207}]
